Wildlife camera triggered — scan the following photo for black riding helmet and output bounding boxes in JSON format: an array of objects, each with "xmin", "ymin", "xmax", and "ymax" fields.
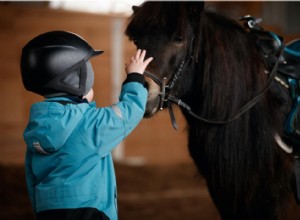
[{"xmin": 20, "ymin": 30, "xmax": 103, "ymax": 97}]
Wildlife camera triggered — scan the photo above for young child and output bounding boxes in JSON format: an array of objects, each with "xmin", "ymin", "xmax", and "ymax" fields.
[{"xmin": 20, "ymin": 30, "xmax": 153, "ymax": 220}]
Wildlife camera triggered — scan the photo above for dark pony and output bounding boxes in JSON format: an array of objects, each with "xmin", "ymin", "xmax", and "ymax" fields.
[{"xmin": 126, "ymin": 2, "xmax": 296, "ymax": 220}]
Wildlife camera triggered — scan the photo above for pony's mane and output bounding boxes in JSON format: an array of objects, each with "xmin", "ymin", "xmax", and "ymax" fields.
[
  {"xmin": 197, "ymin": 12, "xmax": 266, "ymax": 118},
  {"xmin": 188, "ymin": 11, "xmax": 289, "ymax": 206}
]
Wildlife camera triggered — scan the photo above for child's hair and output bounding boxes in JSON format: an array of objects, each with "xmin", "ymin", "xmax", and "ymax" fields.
[{"xmin": 20, "ymin": 30, "xmax": 103, "ymax": 97}]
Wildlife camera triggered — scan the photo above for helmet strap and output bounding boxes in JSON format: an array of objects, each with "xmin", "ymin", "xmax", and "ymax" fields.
[{"xmin": 43, "ymin": 60, "xmax": 87, "ymax": 96}]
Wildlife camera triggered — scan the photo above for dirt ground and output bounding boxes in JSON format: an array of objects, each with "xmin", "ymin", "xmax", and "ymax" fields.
[{"xmin": 0, "ymin": 163, "xmax": 299, "ymax": 220}]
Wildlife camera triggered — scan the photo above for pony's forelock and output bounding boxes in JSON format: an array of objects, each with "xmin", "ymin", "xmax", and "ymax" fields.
[{"xmin": 126, "ymin": 2, "xmax": 191, "ymax": 40}]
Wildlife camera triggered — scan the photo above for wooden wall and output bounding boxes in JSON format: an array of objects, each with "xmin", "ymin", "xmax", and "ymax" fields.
[
  {"xmin": 1, "ymin": 2, "xmax": 299, "ymax": 165},
  {"xmin": 0, "ymin": 3, "xmax": 189, "ymax": 165}
]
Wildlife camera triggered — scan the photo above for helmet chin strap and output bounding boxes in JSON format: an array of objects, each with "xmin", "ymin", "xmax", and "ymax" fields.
[{"xmin": 43, "ymin": 59, "xmax": 87, "ymax": 96}]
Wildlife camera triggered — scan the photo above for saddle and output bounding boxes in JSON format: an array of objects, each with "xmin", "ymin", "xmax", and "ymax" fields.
[
  {"xmin": 278, "ymin": 41, "xmax": 300, "ymax": 204},
  {"xmin": 278, "ymin": 40, "xmax": 300, "ymax": 80},
  {"xmin": 241, "ymin": 15, "xmax": 300, "ymax": 203},
  {"xmin": 278, "ymin": 39, "xmax": 300, "ymax": 204},
  {"xmin": 277, "ymin": 40, "xmax": 300, "ymax": 154}
]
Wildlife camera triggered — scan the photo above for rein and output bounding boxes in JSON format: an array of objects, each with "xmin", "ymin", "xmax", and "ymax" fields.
[
  {"xmin": 144, "ymin": 36, "xmax": 284, "ymax": 129},
  {"xmin": 170, "ymin": 47, "xmax": 283, "ymax": 125}
]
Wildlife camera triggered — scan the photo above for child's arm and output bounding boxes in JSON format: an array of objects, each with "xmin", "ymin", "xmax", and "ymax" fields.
[{"xmin": 83, "ymin": 50, "xmax": 152, "ymax": 157}]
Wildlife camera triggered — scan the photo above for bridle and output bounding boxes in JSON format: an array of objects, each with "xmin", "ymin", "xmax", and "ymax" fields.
[
  {"xmin": 143, "ymin": 16, "xmax": 284, "ymax": 130},
  {"xmin": 144, "ymin": 36, "xmax": 195, "ymax": 129}
]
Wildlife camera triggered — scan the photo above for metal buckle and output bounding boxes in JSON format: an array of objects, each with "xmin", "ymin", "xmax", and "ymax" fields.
[{"xmin": 159, "ymin": 77, "xmax": 168, "ymax": 110}]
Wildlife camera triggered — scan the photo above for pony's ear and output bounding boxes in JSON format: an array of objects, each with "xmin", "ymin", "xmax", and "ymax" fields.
[
  {"xmin": 185, "ymin": 1, "xmax": 204, "ymax": 15},
  {"xmin": 132, "ymin": 5, "xmax": 139, "ymax": 13}
]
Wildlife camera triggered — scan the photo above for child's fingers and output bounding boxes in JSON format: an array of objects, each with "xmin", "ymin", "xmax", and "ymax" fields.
[
  {"xmin": 135, "ymin": 49, "xmax": 141, "ymax": 60},
  {"xmin": 140, "ymin": 50, "xmax": 146, "ymax": 60},
  {"xmin": 143, "ymin": 57, "xmax": 153, "ymax": 66}
]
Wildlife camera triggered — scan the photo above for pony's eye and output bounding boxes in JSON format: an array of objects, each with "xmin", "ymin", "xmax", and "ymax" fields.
[
  {"xmin": 130, "ymin": 36, "xmax": 137, "ymax": 44},
  {"xmin": 174, "ymin": 35, "xmax": 184, "ymax": 43},
  {"xmin": 132, "ymin": 38, "xmax": 138, "ymax": 46}
]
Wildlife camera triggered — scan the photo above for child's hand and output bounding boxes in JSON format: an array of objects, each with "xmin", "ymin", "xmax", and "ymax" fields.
[{"xmin": 125, "ymin": 49, "xmax": 153, "ymax": 75}]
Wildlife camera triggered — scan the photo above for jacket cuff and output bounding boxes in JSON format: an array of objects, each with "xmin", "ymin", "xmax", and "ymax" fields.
[{"xmin": 123, "ymin": 73, "xmax": 145, "ymax": 86}]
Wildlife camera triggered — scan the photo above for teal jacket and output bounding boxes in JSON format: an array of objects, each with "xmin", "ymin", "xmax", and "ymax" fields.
[{"xmin": 23, "ymin": 74, "xmax": 147, "ymax": 220}]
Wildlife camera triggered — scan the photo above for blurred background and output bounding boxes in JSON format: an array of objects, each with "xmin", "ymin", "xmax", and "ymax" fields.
[{"xmin": 1, "ymin": 1, "xmax": 300, "ymax": 219}]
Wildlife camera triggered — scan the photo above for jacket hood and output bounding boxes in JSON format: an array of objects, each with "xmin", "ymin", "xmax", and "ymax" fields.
[{"xmin": 24, "ymin": 99, "xmax": 89, "ymax": 154}]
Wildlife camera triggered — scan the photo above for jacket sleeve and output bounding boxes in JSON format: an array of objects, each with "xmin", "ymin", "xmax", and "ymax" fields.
[
  {"xmin": 25, "ymin": 149, "xmax": 36, "ymax": 211},
  {"xmin": 82, "ymin": 73, "xmax": 148, "ymax": 157}
]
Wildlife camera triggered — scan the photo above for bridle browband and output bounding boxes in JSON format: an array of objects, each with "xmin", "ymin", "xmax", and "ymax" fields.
[{"xmin": 143, "ymin": 16, "xmax": 284, "ymax": 130}]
